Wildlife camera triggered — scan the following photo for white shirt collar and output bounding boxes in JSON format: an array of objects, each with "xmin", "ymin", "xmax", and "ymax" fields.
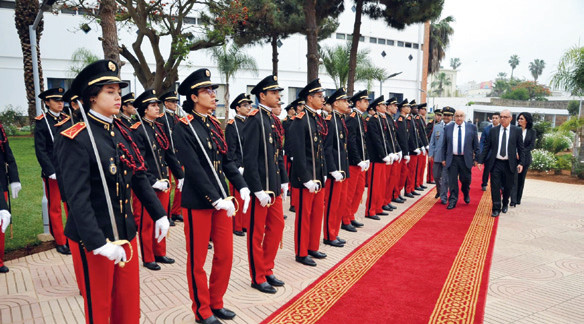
[
  {"xmin": 304, "ymin": 105, "xmax": 317, "ymax": 114},
  {"xmin": 48, "ymin": 110, "xmax": 60, "ymax": 118},
  {"xmin": 258, "ymin": 103, "xmax": 272, "ymax": 112},
  {"xmin": 236, "ymin": 114, "xmax": 246, "ymax": 120},
  {"xmin": 89, "ymin": 110, "xmax": 113, "ymax": 123}
]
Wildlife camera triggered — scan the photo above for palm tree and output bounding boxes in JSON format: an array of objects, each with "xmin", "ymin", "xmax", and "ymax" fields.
[
  {"xmin": 497, "ymin": 72, "xmax": 507, "ymax": 80},
  {"xmin": 508, "ymin": 55, "xmax": 519, "ymax": 79},
  {"xmin": 529, "ymin": 59, "xmax": 546, "ymax": 83},
  {"xmin": 320, "ymin": 42, "xmax": 384, "ymax": 89},
  {"xmin": 428, "ymin": 16, "xmax": 455, "ymax": 74},
  {"xmin": 70, "ymin": 48, "xmax": 100, "ymax": 76},
  {"xmin": 430, "ymin": 72, "xmax": 451, "ymax": 97},
  {"xmin": 450, "ymin": 58, "xmax": 461, "ymax": 70},
  {"xmin": 210, "ymin": 43, "xmax": 258, "ymax": 127}
]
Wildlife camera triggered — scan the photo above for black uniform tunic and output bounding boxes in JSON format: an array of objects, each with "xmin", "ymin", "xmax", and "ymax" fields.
[
  {"xmin": 225, "ymin": 115, "xmax": 246, "ymax": 169},
  {"xmin": 324, "ymin": 111, "xmax": 350, "ymax": 177},
  {"xmin": 345, "ymin": 109, "xmax": 368, "ymax": 166}
]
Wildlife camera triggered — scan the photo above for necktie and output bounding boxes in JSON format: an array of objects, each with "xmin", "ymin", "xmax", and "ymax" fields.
[
  {"xmin": 457, "ymin": 125, "xmax": 462, "ymax": 155},
  {"xmin": 500, "ymin": 127, "xmax": 507, "ymax": 157}
]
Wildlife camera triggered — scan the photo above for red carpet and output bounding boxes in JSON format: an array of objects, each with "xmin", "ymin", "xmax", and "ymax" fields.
[{"xmin": 263, "ymin": 168, "xmax": 498, "ymax": 324}]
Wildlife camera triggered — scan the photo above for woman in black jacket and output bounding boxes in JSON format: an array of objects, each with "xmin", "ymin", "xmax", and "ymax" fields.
[{"xmin": 512, "ymin": 112, "xmax": 536, "ymax": 206}]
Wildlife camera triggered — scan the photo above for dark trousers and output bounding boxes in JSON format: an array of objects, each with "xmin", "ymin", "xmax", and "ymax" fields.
[
  {"xmin": 512, "ymin": 164, "xmax": 530, "ymax": 204},
  {"xmin": 491, "ymin": 159, "xmax": 515, "ymax": 211},
  {"xmin": 481, "ymin": 164, "xmax": 490, "ymax": 187},
  {"xmin": 433, "ymin": 162, "xmax": 449, "ymax": 202},
  {"xmin": 447, "ymin": 156, "xmax": 471, "ymax": 204}
]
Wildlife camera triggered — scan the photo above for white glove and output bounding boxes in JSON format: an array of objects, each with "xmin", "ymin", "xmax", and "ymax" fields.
[
  {"xmin": 303, "ymin": 180, "xmax": 317, "ymax": 193},
  {"xmin": 93, "ymin": 242, "xmax": 127, "ymax": 264},
  {"xmin": 324, "ymin": 176, "xmax": 327, "ymax": 183},
  {"xmin": 397, "ymin": 151, "xmax": 403, "ymax": 162},
  {"xmin": 48, "ymin": 173, "xmax": 57, "ymax": 180},
  {"xmin": 405, "ymin": 155, "xmax": 411, "ymax": 163},
  {"xmin": 213, "ymin": 198, "xmax": 236, "ymax": 217},
  {"xmin": 358, "ymin": 161, "xmax": 368, "ymax": 172},
  {"xmin": 177, "ymin": 178, "xmax": 184, "ymax": 191},
  {"xmin": 0, "ymin": 210, "xmax": 10, "ymax": 233},
  {"xmin": 290, "ymin": 157, "xmax": 293, "ymax": 161},
  {"xmin": 281, "ymin": 183, "xmax": 289, "ymax": 201},
  {"xmin": 240, "ymin": 187, "xmax": 251, "ymax": 213},
  {"xmin": 152, "ymin": 180, "xmax": 169, "ymax": 191},
  {"xmin": 426, "ymin": 145, "xmax": 429, "ymax": 151},
  {"xmin": 383, "ymin": 155, "xmax": 392, "ymax": 165},
  {"xmin": 414, "ymin": 148, "xmax": 421, "ymax": 155},
  {"xmin": 254, "ymin": 190, "xmax": 271, "ymax": 207},
  {"xmin": 238, "ymin": 167, "xmax": 244, "ymax": 175},
  {"xmin": 365, "ymin": 160, "xmax": 371, "ymax": 170},
  {"xmin": 421, "ymin": 147, "xmax": 427, "ymax": 155},
  {"xmin": 330, "ymin": 170, "xmax": 343, "ymax": 182},
  {"xmin": 10, "ymin": 182, "xmax": 21, "ymax": 199},
  {"xmin": 154, "ymin": 217, "xmax": 170, "ymax": 243}
]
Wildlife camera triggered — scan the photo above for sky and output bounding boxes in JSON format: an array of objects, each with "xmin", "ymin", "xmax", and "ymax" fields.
[{"xmin": 440, "ymin": 0, "xmax": 584, "ymax": 88}]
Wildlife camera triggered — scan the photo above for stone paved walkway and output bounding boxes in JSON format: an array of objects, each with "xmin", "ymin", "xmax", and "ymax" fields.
[{"xmin": 1, "ymin": 178, "xmax": 582, "ymax": 323}]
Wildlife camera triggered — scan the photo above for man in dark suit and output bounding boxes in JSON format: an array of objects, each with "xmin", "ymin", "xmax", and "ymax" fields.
[
  {"xmin": 478, "ymin": 109, "xmax": 525, "ymax": 217},
  {"xmin": 442, "ymin": 109, "xmax": 480, "ymax": 209}
]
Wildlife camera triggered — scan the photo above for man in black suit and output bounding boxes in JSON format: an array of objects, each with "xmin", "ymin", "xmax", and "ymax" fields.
[
  {"xmin": 442, "ymin": 109, "xmax": 480, "ymax": 209},
  {"xmin": 478, "ymin": 109, "xmax": 524, "ymax": 217}
]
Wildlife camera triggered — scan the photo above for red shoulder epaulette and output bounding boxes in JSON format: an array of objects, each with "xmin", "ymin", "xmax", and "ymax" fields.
[
  {"xmin": 210, "ymin": 115, "xmax": 220, "ymax": 123},
  {"xmin": 415, "ymin": 115, "xmax": 420, "ymax": 119},
  {"xmin": 130, "ymin": 122, "xmax": 141, "ymax": 130},
  {"xmin": 373, "ymin": 114, "xmax": 379, "ymax": 118},
  {"xmin": 249, "ymin": 110, "xmax": 259, "ymax": 116},
  {"xmin": 398, "ymin": 116, "xmax": 403, "ymax": 122},
  {"xmin": 159, "ymin": 113, "xmax": 165, "ymax": 118},
  {"xmin": 296, "ymin": 112, "xmax": 305, "ymax": 119},
  {"xmin": 227, "ymin": 119, "xmax": 234, "ymax": 125},
  {"xmin": 54, "ymin": 115, "xmax": 71, "ymax": 127},
  {"xmin": 35, "ymin": 114, "xmax": 44, "ymax": 120},
  {"xmin": 325, "ymin": 115, "xmax": 332, "ymax": 121},
  {"xmin": 366, "ymin": 117, "xmax": 370, "ymax": 121},
  {"xmin": 407, "ymin": 116, "xmax": 412, "ymax": 120},
  {"xmin": 60, "ymin": 122, "xmax": 86, "ymax": 139},
  {"xmin": 350, "ymin": 112, "xmax": 356, "ymax": 118},
  {"xmin": 180, "ymin": 114, "xmax": 194, "ymax": 125}
]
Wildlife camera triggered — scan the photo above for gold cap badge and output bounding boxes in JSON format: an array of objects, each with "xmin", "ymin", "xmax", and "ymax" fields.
[
  {"xmin": 205, "ymin": 70, "xmax": 210, "ymax": 77},
  {"xmin": 274, "ymin": 75, "xmax": 278, "ymax": 81},
  {"xmin": 108, "ymin": 61, "xmax": 116, "ymax": 71}
]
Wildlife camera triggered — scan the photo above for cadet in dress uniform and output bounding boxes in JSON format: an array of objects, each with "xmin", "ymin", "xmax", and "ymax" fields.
[
  {"xmin": 34, "ymin": 87, "xmax": 71, "ymax": 255},
  {"xmin": 341, "ymin": 90, "xmax": 369, "ymax": 232},
  {"xmin": 119, "ymin": 92, "xmax": 136, "ymax": 128},
  {"xmin": 225, "ymin": 93, "xmax": 252, "ymax": 236},
  {"xmin": 411, "ymin": 101, "xmax": 429, "ymax": 191},
  {"xmin": 288, "ymin": 78, "xmax": 328, "ymax": 267},
  {"xmin": 283, "ymin": 98, "xmax": 304, "ymax": 213},
  {"xmin": 393, "ymin": 99, "xmax": 411, "ymax": 202},
  {"xmin": 63, "ymin": 89, "xmax": 81, "ymax": 127},
  {"xmin": 57, "ymin": 60, "xmax": 169, "ymax": 324},
  {"xmin": 174, "ymin": 69, "xmax": 250, "ymax": 324},
  {"xmin": 130, "ymin": 89, "xmax": 183, "ymax": 271},
  {"xmin": 382, "ymin": 97, "xmax": 402, "ymax": 211},
  {"xmin": 404, "ymin": 99, "xmax": 423, "ymax": 198},
  {"xmin": 158, "ymin": 90, "xmax": 184, "ymax": 224},
  {"xmin": 322, "ymin": 88, "xmax": 351, "ymax": 247},
  {"xmin": 0, "ymin": 122, "xmax": 20, "ymax": 273},
  {"xmin": 243, "ymin": 76, "xmax": 288, "ymax": 294},
  {"xmin": 420, "ymin": 103, "xmax": 435, "ymax": 184}
]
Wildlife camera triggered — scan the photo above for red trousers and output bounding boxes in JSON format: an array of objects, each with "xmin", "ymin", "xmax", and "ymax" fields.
[
  {"xmin": 284, "ymin": 157, "xmax": 295, "ymax": 208},
  {"xmin": 133, "ymin": 190, "xmax": 169, "ymax": 263},
  {"xmin": 230, "ymin": 184, "xmax": 250, "ymax": 232},
  {"xmin": 384, "ymin": 163, "xmax": 400, "ymax": 205},
  {"xmin": 406, "ymin": 155, "xmax": 420, "ymax": 193},
  {"xmin": 0, "ymin": 192, "xmax": 7, "ymax": 267},
  {"xmin": 247, "ymin": 195, "xmax": 284, "ymax": 285},
  {"xmin": 170, "ymin": 171, "xmax": 183, "ymax": 216},
  {"xmin": 365, "ymin": 163, "xmax": 386, "ymax": 217},
  {"xmin": 396, "ymin": 159, "xmax": 409, "ymax": 199},
  {"xmin": 417, "ymin": 154, "xmax": 427, "ymax": 187},
  {"xmin": 70, "ymin": 239, "xmax": 139, "ymax": 324},
  {"xmin": 292, "ymin": 187, "xmax": 324, "ymax": 257},
  {"xmin": 323, "ymin": 178, "xmax": 348, "ymax": 241},
  {"xmin": 183, "ymin": 208, "xmax": 232, "ymax": 322},
  {"xmin": 43, "ymin": 177, "xmax": 67, "ymax": 246},
  {"xmin": 343, "ymin": 166, "xmax": 366, "ymax": 225},
  {"xmin": 427, "ymin": 158, "xmax": 434, "ymax": 182}
]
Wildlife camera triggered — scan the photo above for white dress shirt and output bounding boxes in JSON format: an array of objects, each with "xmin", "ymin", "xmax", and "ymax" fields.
[
  {"xmin": 496, "ymin": 125, "xmax": 510, "ymax": 160},
  {"xmin": 452, "ymin": 122, "xmax": 466, "ymax": 155}
]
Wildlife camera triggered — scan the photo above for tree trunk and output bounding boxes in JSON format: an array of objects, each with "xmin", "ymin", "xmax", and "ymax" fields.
[
  {"xmin": 347, "ymin": 0, "xmax": 363, "ymax": 96},
  {"xmin": 14, "ymin": 0, "xmax": 44, "ymax": 128},
  {"xmin": 99, "ymin": 0, "xmax": 121, "ymax": 68},
  {"xmin": 304, "ymin": 0, "xmax": 319, "ymax": 81},
  {"xmin": 271, "ymin": 34, "xmax": 279, "ymax": 76},
  {"xmin": 222, "ymin": 76, "xmax": 230, "ymax": 129}
]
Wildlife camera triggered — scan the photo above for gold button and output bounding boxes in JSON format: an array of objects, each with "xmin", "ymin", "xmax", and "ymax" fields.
[
  {"xmin": 125, "ymin": 199, "xmax": 128, "ymax": 203},
  {"xmin": 126, "ymin": 184, "xmax": 129, "ymax": 189},
  {"xmin": 110, "ymin": 131, "xmax": 115, "ymax": 137},
  {"xmin": 124, "ymin": 170, "xmax": 127, "ymax": 175}
]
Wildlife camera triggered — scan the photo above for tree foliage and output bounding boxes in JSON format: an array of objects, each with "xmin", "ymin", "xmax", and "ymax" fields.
[
  {"xmin": 319, "ymin": 42, "xmax": 385, "ymax": 89},
  {"xmin": 70, "ymin": 48, "xmax": 100, "ymax": 76},
  {"xmin": 450, "ymin": 57, "xmax": 461, "ymax": 70},
  {"xmin": 550, "ymin": 45, "xmax": 584, "ymax": 96},
  {"xmin": 528, "ymin": 58, "xmax": 546, "ymax": 83},
  {"xmin": 501, "ymin": 81, "xmax": 551, "ymax": 101},
  {"xmin": 567, "ymin": 100, "xmax": 581, "ymax": 116},
  {"xmin": 428, "ymin": 15, "xmax": 454, "ymax": 74},
  {"xmin": 508, "ymin": 54, "xmax": 519, "ymax": 79},
  {"xmin": 430, "ymin": 72, "xmax": 451, "ymax": 96}
]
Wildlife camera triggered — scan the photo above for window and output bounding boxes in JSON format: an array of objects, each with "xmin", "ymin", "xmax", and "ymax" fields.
[
  {"xmin": 184, "ymin": 17, "xmax": 197, "ymax": 25},
  {"xmin": 359, "ymin": 36, "xmax": 365, "ymax": 42},
  {"xmin": 336, "ymin": 33, "xmax": 346, "ymax": 40},
  {"xmin": 47, "ymin": 78, "xmax": 74, "ymax": 90},
  {"xmin": 389, "ymin": 93, "xmax": 403, "ymax": 103},
  {"xmin": 370, "ymin": 37, "xmax": 377, "ymax": 43},
  {"xmin": 413, "ymin": 43, "xmax": 419, "ymax": 49},
  {"xmin": 378, "ymin": 39, "xmax": 386, "ymax": 45},
  {"xmin": 405, "ymin": 42, "xmax": 412, "ymax": 48},
  {"xmin": 387, "ymin": 40, "xmax": 395, "ymax": 46},
  {"xmin": 397, "ymin": 41, "xmax": 404, "ymax": 47}
]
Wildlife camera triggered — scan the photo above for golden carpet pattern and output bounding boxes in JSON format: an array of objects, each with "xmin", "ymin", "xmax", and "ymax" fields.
[
  {"xmin": 266, "ymin": 189, "xmax": 437, "ymax": 324},
  {"xmin": 429, "ymin": 190, "xmax": 495, "ymax": 324}
]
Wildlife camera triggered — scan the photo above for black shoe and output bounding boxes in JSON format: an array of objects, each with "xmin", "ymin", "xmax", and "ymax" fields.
[
  {"xmin": 212, "ymin": 308, "xmax": 236, "ymax": 320},
  {"xmin": 233, "ymin": 230, "xmax": 245, "ymax": 236},
  {"xmin": 510, "ymin": 202, "xmax": 516, "ymax": 207},
  {"xmin": 308, "ymin": 250, "xmax": 327, "ymax": 259},
  {"xmin": 404, "ymin": 193, "xmax": 414, "ymax": 198},
  {"xmin": 399, "ymin": 195, "xmax": 406, "ymax": 201},
  {"xmin": 242, "ymin": 228, "xmax": 247, "ymax": 232},
  {"xmin": 502, "ymin": 205, "xmax": 509, "ymax": 213},
  {"xmin": 171, "ymin": 214, "xmax": 184, "ymax": 222},
  {"xmin": 155, "ymin": 256, "xmax": 175, "ymax": 264},
  {"xmin": 516, "ymin": 201, "xmax": 521, "ymax": 205},
  {"xmin": 169, "ymin": 218, "xmax": 176, "ymax": 227},
  {"xmin": 284, "ymin": 215, "xmax": 288, "ymax": 220},
  {"xmin": 295, "ymin": 256, "xmax": 317, "ymax": 266},
  {"xmin": 196, "ymin": 315, "xmax": 220, "ymax": 324},
  {"xmin": 208, "ymin": 244, "xmax": 212, "ymax": 249},
  {"xmin": 447, "ymin": 202, "xmax": 456, "ymax": 210},
  {"xmin": 0, "ymin": 266, "xmax": 8, "ymax": 273},
  {"xmin": 266, "ymin": 274, "xmax": 285, "ymax": 287},
  {"xmin": 341, "ymin": 224, "xmax": 357, "ymax": 232},
  {"xmin": 434, "ymin": 193, "xmax": 440, "ymax": 199},
  {"xmin": 382, "ymin": 205, "xmax": 392, "ymax": 211},
  {"xmin": 491, "ymin": 210, "xmax": 500, "ymax": 217},
  {"xmin": 411, "ymin": 191, "xmax": 421, "ymax": 196},
  {"xmin": 56, "ymin": 245, "xmax": 71, "ymax": 255},
  {"xmin": 387, "ymin": 204, "xmax": 397, "ymax": 209},
  {"xmin": 420, "ymin": 185, "xmax": 428, "ymax": 189},
  {"xmin": 427, "ymin": 181, "xmax": 435, "ymax": 184},
  {"xmin": 415, "ymin": 186, "xmax": 423, "ymax": 191},
  {"xmin": 377, "ymin": 212, "xmax": 389, "ymax": 216},
  {"xmin": 351, "ymin": 220, "xmax": 364, "ymax": 227},
  {"xmin": 336, "ymin": 236, "xmax": 346, "ymax": 244},
  {"xmin": 287, "ymin": 190, "xmax": 291, "ymax": 196},
  {"xmin": 464, "ymin": 196, "xmax": 470, "ymax": 204},
  {"xmin": 251, "ymin": 281, "xmax": 277, "ymax": 293},
  {"xmin": 323, "ymin": 239, "xmax": 345, "ymax": 247},
  {"xmin": 481, "ymin": 186, "xmax": 487, "ymax": 191},
  {"xmin": 441, "ymin": 200, "xmax": 448, "ymax": 205},
  {"xmin": 365, "ymin": 215, "xmax": 380, "ymax": 220},
  {"xmin": 143, "ymin": 262, "xmax": 161, "ymax": 271},
  {"xmin": 392, "ymin": 198, "xmax": 405, "ymax": 204},
  {"xmin": 289, "ymin": 206, "xmax": 296, "ymax": 213}
]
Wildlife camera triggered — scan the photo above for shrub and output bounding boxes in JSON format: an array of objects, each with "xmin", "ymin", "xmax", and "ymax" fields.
[
  {"xmin": 533, "ymin": 120, "xmax": 552, "ymax": 148},
  {"xmin": 501, "ymin": 88, "xmax": 530, "ymax": 100},
  {"xmin": 574, "ymin": 161, "xmax": 584, "ymax": 179},
  {"xmin": 553, "ymin": 154, "xmax": 574, "ymax": 174},
  {"xmin": 541, "ymin": 132, "xmax": 573, "ymax": 153},
  {"xmin": 4, "ymin": 125, "xmax": 17, "ymax": 136},
  {"xmin": 531, "ymin": 149, "xmax": 556, "ymax": 172}
]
